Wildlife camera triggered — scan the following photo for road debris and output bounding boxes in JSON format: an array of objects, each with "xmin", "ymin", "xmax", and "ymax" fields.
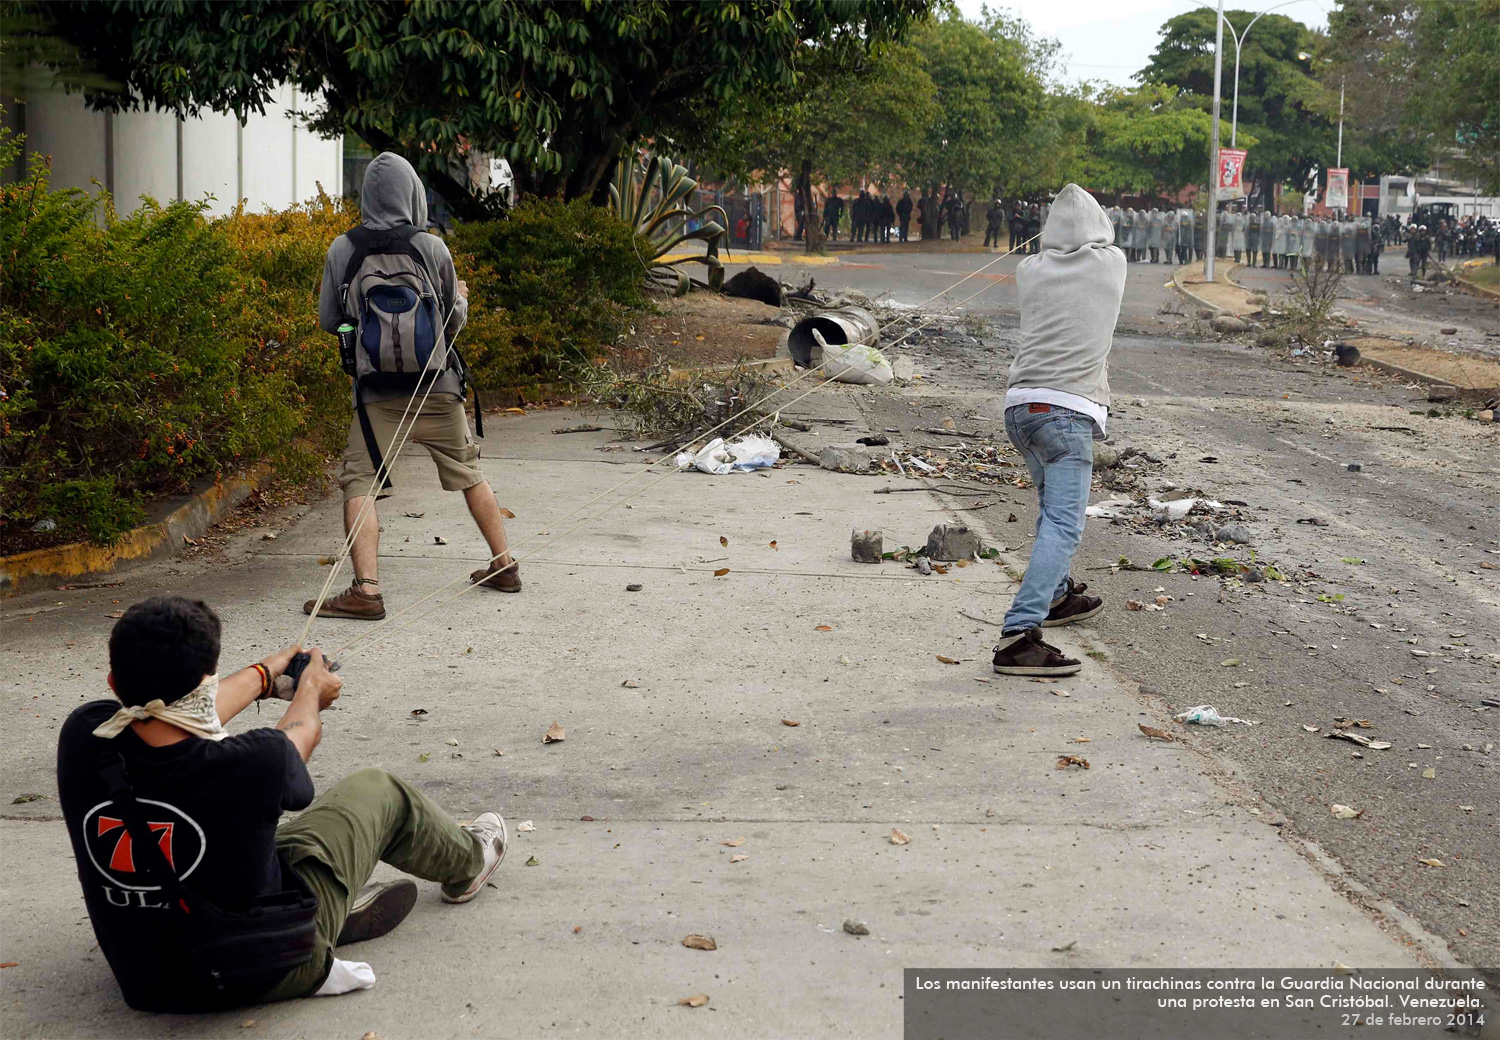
[
  {"xmin": 1055, "ymin": 755, "xmax": 1090, "ymax": 769},
  {"xmin": 681, "ymin": 934, "xmax": 717, "ymax": 951},
  {"xmin": 1175, "ymin": 705, "xmax": 1260, "ymax": 726},
  {"xmin": 1138, "ymin": 724, "xmax": 1176, "ymax": 741},
  {"xmin": 851, "ymin": 529, "xmax": 883, "ymax": 563},
  {"xmin": 843, "ymin": 919, "xmax": 870, "ymax": 936},
  {"xmin": 1325, "ymin": 730, "xmax": 1392, "ymax": 750}
]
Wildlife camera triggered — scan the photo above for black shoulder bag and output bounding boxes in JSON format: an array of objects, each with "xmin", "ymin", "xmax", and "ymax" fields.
[{"xmin": 99, "ymin": 750, "xmax": 320, "ymax": 1009}]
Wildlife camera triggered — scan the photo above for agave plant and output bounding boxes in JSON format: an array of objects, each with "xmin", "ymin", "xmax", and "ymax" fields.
[{"xmin": 609, "ymin": 153, "xmax": 728, "ymax": 296}]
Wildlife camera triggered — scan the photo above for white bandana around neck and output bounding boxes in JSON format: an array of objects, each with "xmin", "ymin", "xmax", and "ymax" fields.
[{"xmin": 92, "ymin": 674, "xmax": 228, "ymax": 741}]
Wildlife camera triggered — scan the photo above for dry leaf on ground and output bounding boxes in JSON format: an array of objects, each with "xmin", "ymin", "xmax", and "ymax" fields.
[
  {"xmin": 498, "ymin": 507, "xmax": 516, "ymax": 519},
  {"xmin": 543, "ymin": 721, "xmax": 566, "ymax": 743},
  {"xmin": 729, "ymin": 854, "xmax": 748, "ymax": 864},
  {"xmin": 1139, "ymin": 724, "xmax": 1175, "ymax": 741},
  {"xmin": 781, "ymin": 719, "xmax": 800, "ymax": 727},
  {"xmin": 678, "ymin": 994, "xmax": 710, "ymax": 1007},
  {"xmin": 517, "ymin": 820, "xmax": 536, "ymax": 832},
  {"xmin": 721, "ymin": 837, "xmax": 745, "ymax": 847},
  {"xmin": 1126, "ymin": 600, "xmax": 1145, "ymax": 611},
  {"xmin": 769, "ymin": 540, "xmax": 778, "ymax": 550},
  {"xmin": 713, "ymin": 568, "xmax": 730, "ymax": 577},
  {"xmin": 719, "ymin": 536, "xmax": 729, "ymax": 547},
  {"xmin": 1055, "ymin": 755, "xmax": 1090, "ymax": 770},
  {"xmin": 622, "ymin": 680, "xmax": 640, "ymax": 688},
  {"xmin": 681, "ymin": 934, "xmax": 717, "ymax": 951},
  {"xmin": 1418, "ymin": 858, "xmax": 1445, "ymax": 868},
  {"xmin": 815, "ymin": 625, "xmax": 833, "ymax": 631},
  {"xmin": 890, "ymin": 828, "xmax": 911, "ymax": 845},
  {"xmin": 936, "ymin": 655, "xmax": 959, "ymax": 665}
]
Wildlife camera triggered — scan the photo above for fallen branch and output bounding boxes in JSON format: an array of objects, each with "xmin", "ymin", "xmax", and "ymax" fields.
[
  {"xmin": 959, "ymin": 609, "xmax": 1006, "ymax": 626},
  {"xmin": 772, "ymin": 432, "xmax": 821, "ymax": 465}
]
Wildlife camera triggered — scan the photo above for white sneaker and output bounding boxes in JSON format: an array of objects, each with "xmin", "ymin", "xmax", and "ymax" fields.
[{"xmin": 441, "ymin": 811, "xmax": 508, "ymax": 904}]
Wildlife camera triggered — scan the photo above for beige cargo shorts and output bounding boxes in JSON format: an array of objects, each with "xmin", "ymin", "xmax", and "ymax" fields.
[{"xmin": 339, "ymin": 393, "xmax": 483, "ymax": 501}]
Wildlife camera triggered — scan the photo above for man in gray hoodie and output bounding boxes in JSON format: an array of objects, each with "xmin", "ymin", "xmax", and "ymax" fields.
[
  {"xmin": 992, "ymin": 184, "xmax": 1126, "ymax": 677},
  {"xmin": 304, "ymin": 153, "xmax": 518, "ymax": 621}
]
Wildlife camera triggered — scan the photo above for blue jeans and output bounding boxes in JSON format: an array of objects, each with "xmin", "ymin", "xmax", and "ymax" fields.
[{"xmin": 1001, "ymin": 405, "xmax": 1095, "ymax": 634}]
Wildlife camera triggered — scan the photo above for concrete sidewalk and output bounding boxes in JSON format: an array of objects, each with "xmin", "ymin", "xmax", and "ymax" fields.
[{"xmin": 0, "ymin": 402, "xmax": 1444, "ymax": 1038}]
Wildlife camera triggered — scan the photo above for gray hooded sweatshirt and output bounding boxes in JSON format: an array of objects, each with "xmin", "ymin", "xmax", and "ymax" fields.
[
  {"xmin": 1005, "ymin": 184, "xmax": 1125, "ymax": 436},
  {"xmin": 318, "ymin": 152, "xmax": 469, "ymax": 403}
]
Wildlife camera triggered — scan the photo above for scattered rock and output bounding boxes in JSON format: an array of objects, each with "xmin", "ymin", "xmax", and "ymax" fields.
[
  {"xmin": 1196, "ymin": 308, "xmax": 1217, "ymax": 320},
  {"xmin": 1345, "ymin": 462, "xmax": 1362, "ymax": 472},
  {"xmin": 851, "ymin": 529, "xmax": 884, "ymax": 564},
  {"xmin": 1478, "ymin": 410, "xmax": 1494, "ymax": 424},
  {"xmin": 1092, "ymin": 444, "xmax": 1120, "ymax": 471},
  {"xmin": 626, "ymin": 583, "xmax": 643, "ymax": 592},
  {"xmin": 820, "ymin": 445, "xmax": 874, "ymax": 473},
  {"xmin": 1210, "ymin": 314, "xmax": 1249, "ymax": 334},
  {"xmin": 1333, "ymin": 343, "xmax": 1360, "ymax": 367},
  {"xmin": 1427, "ymin": 385, "xmax": 1457, "ymax": 402},
  {"xmin": 925, "ymin": 523, "xmax": 982, "ymax": 561},
  {"xmin": 915, "ymin": 557, "xmax": 932, "ymax": 576},
  {"xmin": 1439, "ymin": 327, "xmax": 1458, "ymax": 336},
  {"xmin": 842, "ymin": 919, "xmax": 870, "ymax": 936},
  {"xmin": 1215, "ymin": 523, "xmax": 1252, "ymax": 545}
]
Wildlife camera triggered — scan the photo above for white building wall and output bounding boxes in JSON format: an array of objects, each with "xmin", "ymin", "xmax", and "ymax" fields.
[
  {"xmin": 182, "ymin": 110, "xmax": 240, "ymax": 215},
  {"xmin": 240, "ymin": 83, "xmax": 295, "ymax": 212},
  {"xmin": 112, "ymin": 107, "xmax": 177, "ymax": 210},
  {"xmin": 8, "ymin": 77, "xmax": 341, "ymax": 217},
  {"xmin": 18, "ymin": 90, "xmax": 105, "ymax": 195}
]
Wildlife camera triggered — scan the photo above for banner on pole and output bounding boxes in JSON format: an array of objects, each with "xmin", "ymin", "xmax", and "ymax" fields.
[
  {"xmin": 1326, "ymin": 168, "xmax": 1349, "ymax": 210},
  {"xmin": 1217, "ymin": 148, "xmax": 1247, "ymax": 199}
]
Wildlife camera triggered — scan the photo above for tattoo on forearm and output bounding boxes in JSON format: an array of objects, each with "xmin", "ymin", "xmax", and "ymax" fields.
[{"xmin": 281, "ymin": 720, "xmax": 307, "ymax": 731}]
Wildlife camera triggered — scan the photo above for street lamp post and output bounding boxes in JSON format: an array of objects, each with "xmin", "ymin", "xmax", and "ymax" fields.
[
  {"xmin": 1205, "ymin": 0, "xmax": 1226, "ymax": 282},
  {"xmin": 1225, "ymin": 0, "xmax": 1310, "ymax": 148}
]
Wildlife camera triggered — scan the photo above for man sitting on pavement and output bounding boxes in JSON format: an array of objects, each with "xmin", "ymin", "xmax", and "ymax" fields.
[
  {"xmin": 57, "ymin": 596, "xmax": 509, "ymax": 1011},
  {"xmin": 991, "ymin": 184, "xmax": 1126, "ymax": 678},
  {"xmin": 306, "ymin": 151, "xmax": 519, "ymax": 622}
]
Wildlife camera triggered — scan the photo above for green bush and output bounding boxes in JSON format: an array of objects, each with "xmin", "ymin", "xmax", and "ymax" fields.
[
  {"xmin": 1, "ymin": 137, "xmax": 650, "ymax": 548},
  {"xmin": 1, "ymin": 149, "xmax": 317, "ymax": 547},
  {"xmin": 449, "ymin": 197, "xmax": 649, "ymax": 390}
]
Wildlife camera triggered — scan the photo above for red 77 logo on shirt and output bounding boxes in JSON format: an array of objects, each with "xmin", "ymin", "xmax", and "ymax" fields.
[{"xmin": 96, "ymin": 817, "xmax": 176, "ymax": 873}]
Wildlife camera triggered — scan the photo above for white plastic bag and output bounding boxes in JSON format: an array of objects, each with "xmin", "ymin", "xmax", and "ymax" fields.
[
  {"xmin": 674, "ymin": 435, "xmax": 780, "ymax": 475},
  {"xmin": 1174, "ymin": 704, "xmax": 1259, "ymax": 726},
  {"xmin": 814, "ymin": 329, "xmax": 893, "ymax": 386}
]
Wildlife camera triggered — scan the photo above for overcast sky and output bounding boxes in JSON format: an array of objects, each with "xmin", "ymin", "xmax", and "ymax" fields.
[{"xmin": 955, "ymin": 0, "xmax": 1334, "ymax": 88}]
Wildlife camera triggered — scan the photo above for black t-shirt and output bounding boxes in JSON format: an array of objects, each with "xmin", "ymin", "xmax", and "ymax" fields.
[{"xmin": 56, "ymin": 700, "xmax": 315, "ymax": 1011}]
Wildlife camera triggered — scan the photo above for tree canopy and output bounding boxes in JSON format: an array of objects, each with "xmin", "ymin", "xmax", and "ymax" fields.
[
  {"xmin": 1137, "ymin": 8, "xmax": 1329, "ymax": 198},
  {"xmin": 1325, "ymin": 0, "xmax": 1499, "ymax": 193},
  {"xmin": 19, "ymin": 0, "xmax": 931, "ymax": 216}
]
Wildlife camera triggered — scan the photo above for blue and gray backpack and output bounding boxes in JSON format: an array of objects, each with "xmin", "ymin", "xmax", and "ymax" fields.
[{"xmin": 339, "ymin": 224, "xmax": 481, "ymax": 489}]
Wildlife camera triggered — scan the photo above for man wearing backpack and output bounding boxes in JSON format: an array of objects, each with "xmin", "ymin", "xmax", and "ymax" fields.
[{"xmin": 307, "ymin": 152, "xmax": 518, "ymax": 622}]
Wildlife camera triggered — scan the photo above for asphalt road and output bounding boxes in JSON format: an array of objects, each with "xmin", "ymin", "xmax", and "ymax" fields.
[{"xmin": 826, "ymin": 261, "xmax": 1500, "ymax": 974}]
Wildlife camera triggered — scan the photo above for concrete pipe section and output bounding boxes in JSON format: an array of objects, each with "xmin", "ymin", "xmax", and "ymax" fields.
[{"xmin": 787, "ymin": 307, "xmax": 881, "ymax": 367}]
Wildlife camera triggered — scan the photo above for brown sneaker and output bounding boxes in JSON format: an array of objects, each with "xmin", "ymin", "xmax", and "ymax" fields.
[
  {"xmin": 470, "ymin": 558, "xmax": 521, "ymax": 593},
  {"xmin": 992, "ymin": 628, "xmax": 1081, "ymax": 677},
  {"xmin": 1042, "ymin": 578, "xmax": 1104, "ymax": 628},
  {"xmin": 303, "ymin": 582, "xmax": 386, "ymax": 620}
]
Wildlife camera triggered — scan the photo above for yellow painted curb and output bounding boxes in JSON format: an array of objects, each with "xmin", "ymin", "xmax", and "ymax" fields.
[{"xmin": 1, "ymin": 463, "xmax": 272, "ymax": 597}]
